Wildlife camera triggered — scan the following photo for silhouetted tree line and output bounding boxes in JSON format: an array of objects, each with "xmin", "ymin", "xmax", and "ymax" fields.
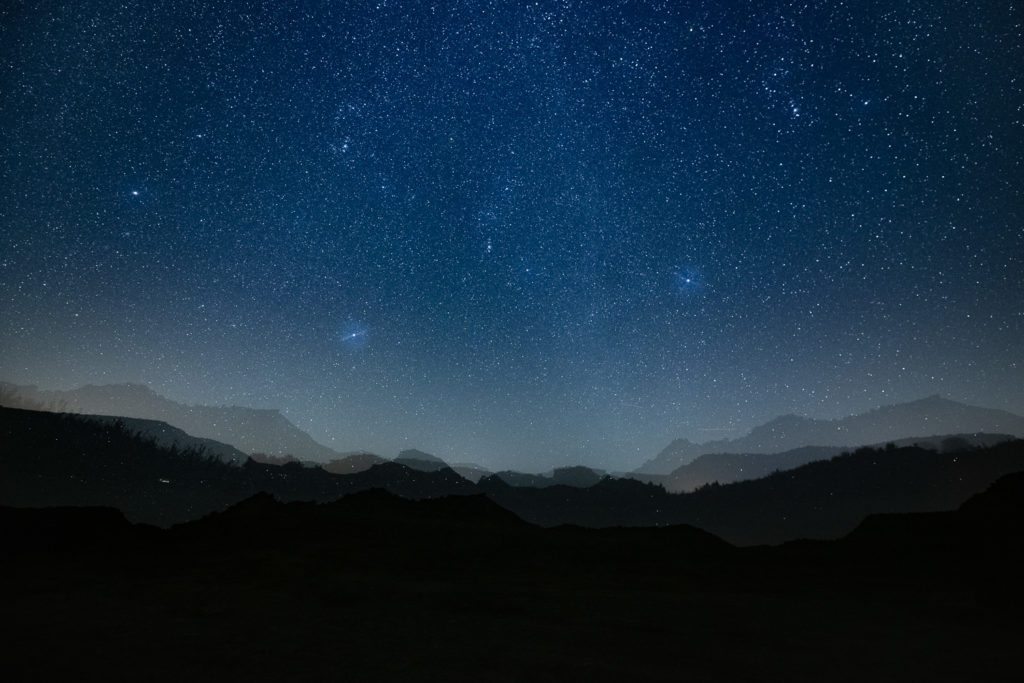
[
  {"xmin": 249, "ymin": 452, "xmax": 302, "ymax": 466},
  {"xmin": 1, "ymin": 406, "xmax": 249, "ymax": 526}
]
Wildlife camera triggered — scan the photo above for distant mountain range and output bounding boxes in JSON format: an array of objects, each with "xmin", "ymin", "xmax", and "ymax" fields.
[
  {"xmin": 394, "ymin": 448, "xmax": 450, "ymax": 471},
  {"xmin": 448, "ymin": 463, "xmax": 492, "ymax": 483},
  {"xmin": 487, "ymin": 465, "xmax": 606, "ymax": 488},
  {"xmin": 5, "ymin": 383, "xmax": 1024, "ymax": 492},
  {"xmin": 0, "ymin": 381, "xmax": 341, "ymax": 461},
  {"xmin": 639, "ymin": 433, "xmax": 1017, "ymax": 493},
  {"xmin": 5, "ymin": 405, "xmax": 1023, "ymax": 545},
  {"xmin": 322, "ymin": 452, "xmax": 388, "ymax": 475},
  {"xmin": 636, "ymin": 395, "xmax": 1024, "ymax": 474}
]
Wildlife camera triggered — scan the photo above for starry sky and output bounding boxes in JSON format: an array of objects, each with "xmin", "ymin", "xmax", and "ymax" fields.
[{"xmin": 2, "ymin": 0, "xmax": 1022, "ymax": 471}]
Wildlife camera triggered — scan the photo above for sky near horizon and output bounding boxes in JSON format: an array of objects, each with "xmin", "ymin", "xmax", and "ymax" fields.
[{"xmin": 1, "ymin": 1, "xmax": 1022, "ymax": 471}]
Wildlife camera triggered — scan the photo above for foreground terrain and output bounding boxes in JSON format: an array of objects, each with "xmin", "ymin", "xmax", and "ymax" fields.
[{"xmin": 3, "ymin": 474, "xmax": 1022, "ymax": 682}]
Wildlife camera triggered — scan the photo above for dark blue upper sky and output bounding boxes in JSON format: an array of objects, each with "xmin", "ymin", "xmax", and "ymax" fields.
[{"xmin": 2, "ymin": 0, "xmax": 1021, "ymax": 470}]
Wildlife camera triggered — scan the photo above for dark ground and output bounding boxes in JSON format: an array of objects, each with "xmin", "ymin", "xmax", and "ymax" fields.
[{"xmin": 3, "ymin": 483, "xmax": 1022, "ymax": 682}]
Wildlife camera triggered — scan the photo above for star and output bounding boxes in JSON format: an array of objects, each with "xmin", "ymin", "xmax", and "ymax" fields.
[
  {"xmin": 674, "ymin": 268, "xmax": 705, "ymax": 296},
  {"xmin": 1, "ymin": 0, "xmax": 1018, "ymax": 472},
  {"xmin": 339, "ymin": 323, "xmax": 369, "ymax": 351}
]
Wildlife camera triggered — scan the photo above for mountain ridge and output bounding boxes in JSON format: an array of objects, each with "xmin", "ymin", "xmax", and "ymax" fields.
[
  {"xmin": 637, "ymin": 395, "xmax": 1024, "ymax": 474},
  {"xmin": 639, "ymin": 433, "xmax": 1017, "ymax": 493},
  {"xmin": 6, "ymin": 405, "xmax": 1023, "ymax": 545},
  {"xmin": 0, "ymin": 381, "xmax": 341, "ymax": 462}
]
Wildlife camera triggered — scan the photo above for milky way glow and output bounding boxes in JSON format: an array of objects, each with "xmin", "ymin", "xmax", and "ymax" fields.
[{"xmin": 1, "ymin": 1, "xmax": 1021, "ymax": 471}]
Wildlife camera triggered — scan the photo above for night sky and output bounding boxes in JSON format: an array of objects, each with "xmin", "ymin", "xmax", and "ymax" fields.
[{"xmin": 2, "ymin": 1, "xmax": 1022, "ymax": 471}]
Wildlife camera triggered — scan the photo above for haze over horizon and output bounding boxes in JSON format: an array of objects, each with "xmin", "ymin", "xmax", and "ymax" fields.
[
  {"xmin": 2, "ymin": 1, "xmax": 1022, "ymax": 471},
  {"xmin": 4, "ymin": 375, "xmax": 1022, "ymax": 474}
]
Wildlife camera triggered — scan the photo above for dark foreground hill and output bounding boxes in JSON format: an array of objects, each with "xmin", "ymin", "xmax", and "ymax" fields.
[{"xmin": 2, "ymin": 475, "xmax": 1021, "ymax": 682}]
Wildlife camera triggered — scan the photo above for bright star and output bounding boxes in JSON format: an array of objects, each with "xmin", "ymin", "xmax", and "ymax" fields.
[
  {"xmin": 339, "ymin": 322, "xmax": 369, "ymax": 350},
  {"xmin": 674, "ymin": 267, "xmax": 704, "ymax": 296}
]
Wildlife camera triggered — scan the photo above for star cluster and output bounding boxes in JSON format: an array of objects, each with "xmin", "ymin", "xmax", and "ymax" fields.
[{"xmin": 1, "ymin": 0, "xmax": 1021, "ymax": 470}]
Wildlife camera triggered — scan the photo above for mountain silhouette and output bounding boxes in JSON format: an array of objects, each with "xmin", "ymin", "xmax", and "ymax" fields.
[
  {"xmin": 322, "ymin": 452, "xmax": 387, "ymax": 475},
  {"xmin": 172, "ymin": 489, "xmax": 533, "ymax": 555},
  {"xmin": 839, "ymin": 470, "xmax": 1024, "ymax": 608},
  {"xmin": 485, "ymin": 465, "xmax": 605, "ymax": 488},
  {"xmin": 487, "ymin": 470, "xmax": 556, "ymax": 487},
  {"xmin": 393, "ymin": 448, "xmax": 450, "ymax": 472},
  {"xmin": 0, "ymin": 406, "xmax": 471, "ymax": 526},
  {"xmin": 1, "ymin": 381, "xmax": 341, "ymax": 461},
  {"xmin": 636, "ymin": 395, "xmax": 1024, "ymax": 474},
  {"xmin": 4, "ymin": 403, "xmax": 1024, "ymax": 677},
  {"xmin": 479, "ymin": 440, "xmax": 1024, "ymax": 544},
  {"xmin": 5, "ymin": 405, "xmax": 1024, "ymax": 545},
  {"xmin": 448, "ymin": 462, "xmax": 493, "ymax": 483},
  {"xmin": 82, "ymin": 414, "xmax": 250, "ymax": 465},
  {"xmin": 647, "ymin": 433, "xmax": 1015, "ymax": 493},
  {"xmin": 550, "ymin": 465, "xmax": 604, "ymax": 487}
]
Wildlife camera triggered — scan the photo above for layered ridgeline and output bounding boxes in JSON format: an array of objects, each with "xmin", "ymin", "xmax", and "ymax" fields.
[
  {"xmin": 6, "ymin": 383, "xmax": 1021, "ymax": 479},
  {"xmin": 643, "ymin": 434, "xmax": 1017, "ymax": 493},
  {"xmin": 635, "ymin": 395, "xmax": 1024, "ymax": 477},
  {"xmin": 0, "ymin": 382, "xmax": 340, "ymax": 462},
  {"xmin": 4, "ymin": 405, "xmax": 1024, "ymax": 545},
  {"xmin": 0, "ymin": 406, "xmax": 473, "ymax": 528}
]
